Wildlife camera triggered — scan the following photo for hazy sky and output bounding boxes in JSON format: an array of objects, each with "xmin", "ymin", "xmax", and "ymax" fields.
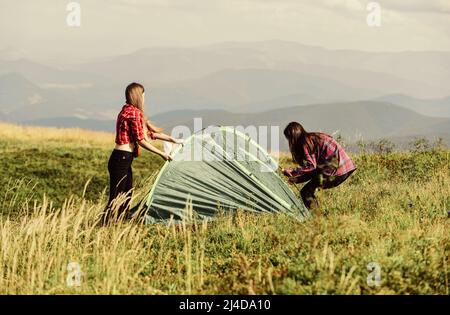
[{"xmin": 1, "ymin": 0, "xmax": 450, "ymax": 63}]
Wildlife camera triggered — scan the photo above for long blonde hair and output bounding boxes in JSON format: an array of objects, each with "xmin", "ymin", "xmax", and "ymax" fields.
[{"xmin": 125, "ymin": 82, "xmax": 163, "ymax": 134}]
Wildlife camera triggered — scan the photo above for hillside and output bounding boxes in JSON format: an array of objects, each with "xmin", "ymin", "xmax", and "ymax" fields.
[
  {"xmin": 21, "ymin": 101, "xmax": 450, "ymax": 151},
  {"xmin": 151, "ymin": 68, "xmax": 381, "ymax": 111},
  {"xmin": 1, "ymin": 40, "xmax": 449, "ymax": 122},
  {"xmin": 151, "ymin": 101, "xmax": 450, "ymax": 140},
  {"xmin": 75, "ymin": 40, "xmax": 450, "ymax": 98},
  {"xmin": 375, "ymin": 94, "xmax": 450, "ymax": 118},
  {"xmin": 0, "ymin": 123, "xmax": 448, "ymax": 294},
  {"xmin": 0, "ymin": 73, "xmax": 46, "ymax": 113}
]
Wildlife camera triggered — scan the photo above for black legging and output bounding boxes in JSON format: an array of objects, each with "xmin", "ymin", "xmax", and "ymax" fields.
[
  {"xmin": 103, "ymin": 149, "xmax": 134, "ymax": 223},
  {"xmin": 301, "ymin": 169, "xmax": 355, "ymax": 210}
]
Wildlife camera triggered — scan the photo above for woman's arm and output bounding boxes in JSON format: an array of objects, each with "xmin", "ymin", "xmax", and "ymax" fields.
[
  {"xmin": 288, "ymin": 166, "xmax": 316, "ymax": 184},
  {"xmin": 145, "ymin": 120, "xmax": 183, "ymax": 144},
  {"xmin": 138, "ymin": 139, "xmax": 172, "ymax": 160},
  {"xmin": 152, "ymin": 132, "xmax": 183, "ymax": 144},
  {"xmin": 283, "ymin": 153, "xmax": 317, "ymax": 184}
]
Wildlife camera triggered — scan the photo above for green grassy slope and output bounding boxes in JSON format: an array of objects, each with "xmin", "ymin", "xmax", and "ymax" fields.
[
  {"xmin": 0, "ymin": 139, "xmax": 164, "ymax": 208},
  {"xmin": 0, "ymin": 130, "xmax": 449, "ymax": 294}
]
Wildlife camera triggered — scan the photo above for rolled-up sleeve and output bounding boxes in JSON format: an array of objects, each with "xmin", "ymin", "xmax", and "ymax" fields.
[
  {"xmin": 147, "ymin": 130, "xmax": 156, "ymax": 140},
  {"xmin": 129, "ymin": 111, "xmax": 145, "ymax": 142},
  {"xmin": 289, "ymin": 153, "xmax": 317, "ymax": 183}
]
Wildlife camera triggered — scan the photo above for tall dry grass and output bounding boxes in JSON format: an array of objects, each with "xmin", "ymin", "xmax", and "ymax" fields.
[
  {"xmin": 0, "ymin": 172, "xmax": 448, "ymax": 294},
  {"xmin": 0, "ymin": 123, "xmax": 114, "ymax": 148},
  {"xmin": 0, "ymin": 123, "xmax": 448, "ymax": 294},
  {"xmin": 0, "ymin": 182, "xmax": 212, "ymax": 294}
]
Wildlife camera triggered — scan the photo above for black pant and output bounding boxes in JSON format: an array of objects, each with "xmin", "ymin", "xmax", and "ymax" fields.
[
  {"xmin": 301, "ymin": 169, "xmax": 355, "ymax": 210},
  {"xmin": 103, "ymin": 149, "xmax": 134, "ymax": 223}
]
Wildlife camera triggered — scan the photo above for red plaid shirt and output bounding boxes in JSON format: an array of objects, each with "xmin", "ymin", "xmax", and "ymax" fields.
[
  {"xmin": 115, "ymin": 104, "xmax": 155, "ymax": 157},
  {"xmin": 289, "ymin": 133, "xmax": 356, "ymax": 183}
]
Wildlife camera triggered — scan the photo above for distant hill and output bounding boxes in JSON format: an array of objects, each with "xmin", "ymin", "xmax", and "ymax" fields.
[
  {"xmin": 0, "ymin": 68, "xmax": 382, "ymax": 119},
  {"xmin": 1, "ymin": 41, "xmax": 450, "ymax": 120},
  {"xmin": 0, "ymin": 73, "xmax": 47, "ymax": 114},
  {"xmin": 0, "ymin": 72, "xmax": 123, "ymax": 121},
  {"xmin": 19, "ymin": 101, "xmax": 450, "ymax": 151},
  {"xmin": 152, "ymin": 101, "xmax": 450, "ymax": 140},
  {"xmin": 0, "ymin": 58, "xmax": 106, "ymax": 87},
  {"xmin": 76, "ymin": 40, "xmax": 450, "ymax": 99},
  {"xmin": 152, "ymin": 68, "xmax": 382, "ymax": 112},
  {"xmin": 375, "ymin": 94, "xmax": 450, "ymax": 118}
]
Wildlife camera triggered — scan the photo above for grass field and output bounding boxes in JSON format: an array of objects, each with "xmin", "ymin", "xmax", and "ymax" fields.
[{"xmin": 0, "ymin": 123, "xmax": 449, "ymax": 294}]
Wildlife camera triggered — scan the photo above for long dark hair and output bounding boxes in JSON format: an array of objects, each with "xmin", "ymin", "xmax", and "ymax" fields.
[{"xmin": 283, "ymin": 122, "xmax": 320, "ymax": 165}]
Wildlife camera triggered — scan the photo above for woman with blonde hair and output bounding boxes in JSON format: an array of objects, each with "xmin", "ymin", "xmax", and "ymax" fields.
[{"xmin": 103, "ymin": 82, "xmax": 182, "ymax": 224}]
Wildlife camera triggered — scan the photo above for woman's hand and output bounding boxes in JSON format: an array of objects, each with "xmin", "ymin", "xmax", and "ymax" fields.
[
  {"xmin": 282, "ymin": 168, "xmax": 293, "ymax": 177},
  {"xmin": 283, "ymin": 168, "xmax": 297, "ymax": 185},
  {"xmin": 162, "ymin": 153, "xmax": 173, "ymax": 161},
  {"xmin": 153, "ymin": 133, "xmax": 185, "ymax": 145},
  {"xmin": 171, "ymin": 137, "xmax": 184, "ymax": 145}
]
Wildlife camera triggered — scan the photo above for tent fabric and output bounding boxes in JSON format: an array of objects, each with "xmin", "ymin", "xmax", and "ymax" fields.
[{"xmin": 144, "ymin": 126, "xmax": 310, "ymax": 224}]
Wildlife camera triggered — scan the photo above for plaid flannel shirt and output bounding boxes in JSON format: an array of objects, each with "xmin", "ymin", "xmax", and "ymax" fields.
[
  {"xmin": 115, "ymin": 104, "xmax": 155, "ymax": 157},
  {"xmin": 289, "ymin": 133, "xmax": 356, "ymax": 183}
]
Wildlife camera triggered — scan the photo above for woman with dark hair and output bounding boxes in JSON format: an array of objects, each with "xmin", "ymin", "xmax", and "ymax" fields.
[
  {"xmin": 102, "ymin": 82, "xmax": 183, "ymax": 225},
  {"xmin": 282, "ymin": 122, "xmax": 356, "ymax": 212}
]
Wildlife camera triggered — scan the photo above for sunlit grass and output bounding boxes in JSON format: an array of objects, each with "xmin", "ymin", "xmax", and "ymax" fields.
[{"xmin": 0, "ymin": 124, "xmax": 448, "ymax": 294}]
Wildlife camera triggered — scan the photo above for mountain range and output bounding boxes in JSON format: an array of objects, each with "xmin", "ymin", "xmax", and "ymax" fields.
[
  {"xmin": 0, "ymin": 40, "xmax": 449, "ymax": 147},
  {"xmin": 22, "ymin": 101, "xmax": 450, "ymax": 151}
]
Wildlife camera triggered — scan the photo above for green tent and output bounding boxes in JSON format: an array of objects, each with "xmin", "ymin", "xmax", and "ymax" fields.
[{"xmin": 143, "ymin": 126, "xmax": 309, "ymax": 224}]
